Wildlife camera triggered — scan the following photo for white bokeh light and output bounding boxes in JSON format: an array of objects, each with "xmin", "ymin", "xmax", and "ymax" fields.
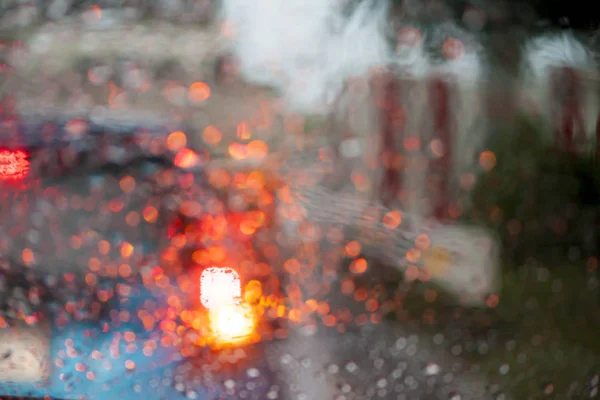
[{"xmin": 200, "ymin": 267, "xmax": 242, "ymax": 310}]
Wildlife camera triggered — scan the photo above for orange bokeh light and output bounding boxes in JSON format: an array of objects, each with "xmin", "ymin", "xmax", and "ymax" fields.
[
  {"xmin": 479, "ymin": 150, "xmax": 497, "ymax": 171},
  {"xmin": 167, "ymin": 131, "xmax": 188, "ymax": 151},
  {"xmin": 174, "ymin": 148, "xmax": 200, "ymax": 169},
  {"xmin": 228, "ymin": 142, "xmax": 248, "ymax": 160},
  {"xmin": 189, "ymin": 82, "xmax": 211, "ymax": 103},
  {"xmin": 237, "ymin": 122, "xmax": 252, "ymax": 140},
  {"xmin": 350, "ymin": 258, "xmax": 368, "ymax": 274},
  {"xmin": 203, "ymin": 125, "xmax": 222, "ymax": 146},
  {"xmin": 383, "ymin": 210, "xmax": 402, "ymax": 229},
  {"xmin": 247, "ymin": 140, "xmax": 269, "ymax": 160}
]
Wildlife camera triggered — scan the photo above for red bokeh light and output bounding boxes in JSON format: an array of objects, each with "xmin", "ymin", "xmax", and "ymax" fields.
[{"xmin": 0, "ymin": 149, "xmax": 29, "ymax": 181}]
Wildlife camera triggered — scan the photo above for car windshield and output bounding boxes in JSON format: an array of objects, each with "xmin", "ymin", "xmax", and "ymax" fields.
[{"xmin": 1, "ymin": 2, "xmax": 600, "ymax": 400}]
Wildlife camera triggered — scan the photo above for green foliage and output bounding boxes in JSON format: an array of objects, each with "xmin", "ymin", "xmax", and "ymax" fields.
[
  {"xmin": 392, "ymin": 263, "xmax": 600, "ymax": 399},
  {"xmin": 467, "ymin": 115, "xmax": 600, "ymax": 266},
  {"xmin": 477, "ymin": 266, "xmax": 600, "ymax": 399}
]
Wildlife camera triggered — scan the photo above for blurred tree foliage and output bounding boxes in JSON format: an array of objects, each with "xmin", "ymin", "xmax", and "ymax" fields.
[
  {"xmin": 467, "ymin": 115, "xmax": 600, "ymax": 267},
  {"xmin": 389, "ymin": 0, "xmax": 598, "ymax": 31}
]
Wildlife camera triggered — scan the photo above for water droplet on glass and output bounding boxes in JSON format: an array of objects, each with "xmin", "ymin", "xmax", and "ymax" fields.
[
  {"xmin": 341, "ymin": 383, "xmax": 352, "ymax": 393},
  {"xmin": 300, "ymin": 357, "xmax": 311, "ymax": 368},
  {"xmin": 395, "ymin": 337, "xmax": 407, "ymax": 350},
  {"xmin": 345, "ymin": 361, "xmax": 358, "ymax": 374},
  {"xmin": 246, "ymin": 368, "xmax": 260, "ymax": 378},
  {"xmin": 392, "ymin": 368, "xmax": 403, "ymax": 380},
  {"xmin": 281, "ymin": 353, "xmax": 293, "ymax": 365},
  {"xmin": 440, "ymin": 373, "xmax": 452, "ymax": 386},
  {"xmin": 225, "ymin": 379, "xmax": 235, "ymax": 389},
  {"xmin": 478, "ymin": 342, "xmax": 489, "ymax": 355},
  {"xmin": 327, "ymin": 364, "xmax": 339, "ymax": 374},
  {"xmin": 373, "ymin": 357, "xmax": 384, "ymax": 370},
  {"xmin": 451, "ymin": 345, "xmax": 462, "ymax": 356},
  {"xmin": 425, "ymin": 362, "xmax": 441, "ymax": 376}
]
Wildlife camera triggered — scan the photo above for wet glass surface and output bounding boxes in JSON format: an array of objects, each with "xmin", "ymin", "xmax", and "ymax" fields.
[{"xmin": 1, "ymin": 1, "xmax": 600, "ymax": 400}]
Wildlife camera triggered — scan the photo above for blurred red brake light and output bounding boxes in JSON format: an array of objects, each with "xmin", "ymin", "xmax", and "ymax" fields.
[{"xmin": 0, "ymin": 149, "xmax": 29, "ymax": 181}]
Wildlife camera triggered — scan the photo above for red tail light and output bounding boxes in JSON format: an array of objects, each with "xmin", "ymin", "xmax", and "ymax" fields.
[{"xmin": 0, "ymin": 149, "xmax": 29, "ymax": 181}]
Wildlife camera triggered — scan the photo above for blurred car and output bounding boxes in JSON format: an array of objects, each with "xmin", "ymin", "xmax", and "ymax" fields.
[{"xmin": 0, "ymin": 111, "xmax": 283, "ymax": 399}]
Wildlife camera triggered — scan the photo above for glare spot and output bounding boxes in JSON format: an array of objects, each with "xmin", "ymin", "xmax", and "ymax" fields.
[
  {"xmin": 200, "ymin": 267, "xmax": 242, "ymax": 310},
  {"xmin": 209, "ymin": 303, "xmax": 256, "ymax": 344}
]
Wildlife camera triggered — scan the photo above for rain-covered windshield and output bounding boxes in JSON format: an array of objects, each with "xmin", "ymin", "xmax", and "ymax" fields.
[{"xmin": 1, "ymin": 1, "xmax": 599, "ymax": 400}]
